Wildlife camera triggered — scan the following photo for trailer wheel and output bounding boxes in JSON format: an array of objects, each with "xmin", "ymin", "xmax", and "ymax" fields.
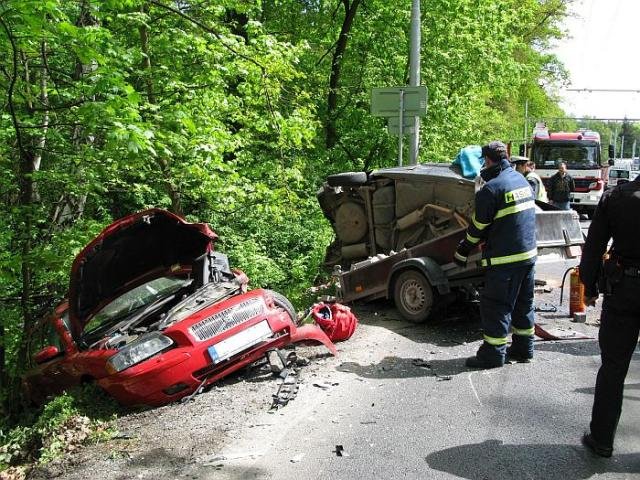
[{"xmin": 393, "ymin": 270, "xmax": 434, "ymax": 323}]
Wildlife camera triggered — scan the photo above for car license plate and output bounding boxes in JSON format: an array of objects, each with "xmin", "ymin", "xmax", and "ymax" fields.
[{"xmin": 208, "ymin": 320, "xmax": 271, "ymax": 363}]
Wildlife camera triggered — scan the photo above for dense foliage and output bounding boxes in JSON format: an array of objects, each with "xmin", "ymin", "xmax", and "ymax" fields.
[{"xmin": 1, "ymin": 0, "xmax": 572, "ymax": 425}]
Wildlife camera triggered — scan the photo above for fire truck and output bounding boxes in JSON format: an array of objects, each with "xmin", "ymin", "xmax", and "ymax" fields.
[{"xmin": 528, "ymin": 123, "xmax": 611, "ymax": 218}]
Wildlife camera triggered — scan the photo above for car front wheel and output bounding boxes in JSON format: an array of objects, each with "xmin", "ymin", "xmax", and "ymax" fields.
[
  {"xmin": 393, "ymin": 270, "xmax": 434, "ymax": 323},
  {"xmin": 267, "ymin": 290, "xmax": 299, "ymax": 325}
]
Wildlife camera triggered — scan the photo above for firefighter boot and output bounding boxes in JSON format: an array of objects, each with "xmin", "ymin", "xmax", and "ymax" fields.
[
  {"xmin": 506, "ymin": 334, "xmax": 534, "ymax": 363},
  {"xmin": 466, "ymin": 342, "xmax": 505, "ymax": 369}
]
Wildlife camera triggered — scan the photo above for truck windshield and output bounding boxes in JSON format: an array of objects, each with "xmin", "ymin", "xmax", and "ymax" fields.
[{"xmin": 532, "ymin": 141, "xmax": 600, "ymax": 170}]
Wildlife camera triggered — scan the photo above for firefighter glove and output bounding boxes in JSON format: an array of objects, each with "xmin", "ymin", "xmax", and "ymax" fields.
[{"xmin": 454, "ymin": 240, "xmax": 471, "ymax": 268}]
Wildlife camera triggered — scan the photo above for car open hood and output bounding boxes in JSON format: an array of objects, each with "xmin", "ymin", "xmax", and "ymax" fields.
[{"xmin": 68, "ymin": 209, "xmax": 217, "ymax": 335}]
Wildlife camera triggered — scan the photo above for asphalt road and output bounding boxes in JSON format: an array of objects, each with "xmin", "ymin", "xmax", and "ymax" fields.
[{"xmin": 200, "ymin": 219, "xmax": 640, "ymax": 480}]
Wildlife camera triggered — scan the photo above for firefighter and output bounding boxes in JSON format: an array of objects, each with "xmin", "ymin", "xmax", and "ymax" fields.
[
  {"xmin": 454, "ymin": 141, "xmax": 537, "ymax": 369},
  {"xmin": 511, "ymin": 156, "xmax": 548, "ymax": 202},
  {"xmin": 579, "ymin": 174, "xmax": 640, "ymax": 458}
]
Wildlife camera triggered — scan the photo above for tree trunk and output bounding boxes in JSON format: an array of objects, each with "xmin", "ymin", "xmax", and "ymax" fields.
[
  {"xmin": 11, "ymin": 41, "xmax": 50, "ymax": 412},
  {"xmin": 326, "ymin": 0, "xmax": 361, "ymax": 149},
  {"xmin": 139, "ymin": 6, "xmax": 182, "ymax": 215}
]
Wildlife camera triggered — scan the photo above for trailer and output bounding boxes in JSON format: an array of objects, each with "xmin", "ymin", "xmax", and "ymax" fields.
[{"xmin": 318, "ymin": 163, "xmax": 585, "ymax": 322}]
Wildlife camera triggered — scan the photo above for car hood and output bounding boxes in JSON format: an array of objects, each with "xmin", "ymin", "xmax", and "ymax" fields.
[{"xmin": 68, "ymin": 209, "xmax": 217, "ymax": 335}]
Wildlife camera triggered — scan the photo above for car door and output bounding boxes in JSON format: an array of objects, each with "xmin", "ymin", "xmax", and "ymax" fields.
[{"xmin": 24, "ymin": 312, "xmax": 81, "ymax": 402}]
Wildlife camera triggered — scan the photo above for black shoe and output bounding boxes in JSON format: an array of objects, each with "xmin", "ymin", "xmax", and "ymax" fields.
[
  {"xmin": 582, "ymin": 433, "xmax": 613, "ymax": 458},
  {"xmin": 465, "ymin": 356, "xmax": 503, "ymax": 369},
  {"xmin": 506, "ymin": 348, "xmax": 533, "ymax": 363}
]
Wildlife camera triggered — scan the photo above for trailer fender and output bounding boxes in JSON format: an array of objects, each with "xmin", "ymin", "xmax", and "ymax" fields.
[{"xmin": 389, "ymin": 257, "xmax": 450, "ymax": 296}]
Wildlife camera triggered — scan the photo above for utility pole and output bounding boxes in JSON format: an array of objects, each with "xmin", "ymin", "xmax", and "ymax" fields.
[
  {"xmin": 524, "ymin": 100, "xmax": 529, "ymax": 156},
  {"xmin": 408, "ymin": 0, "xmax": 420, "ymax": 165}
]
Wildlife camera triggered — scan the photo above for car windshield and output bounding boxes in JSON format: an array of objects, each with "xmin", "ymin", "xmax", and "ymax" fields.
[
  {"xmin": 609, "ymin": 169, "xmax": 629, "ymax": 179},
  {"xmin": 84, "ymin": 276, "xmax": 191, "ymax": 334},
  {"xmin": 533, "ymin": 141, "xmax": 600, "ymax": 170}
]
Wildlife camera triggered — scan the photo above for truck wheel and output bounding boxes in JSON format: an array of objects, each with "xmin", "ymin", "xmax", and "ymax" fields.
[
  {"xmin": 327, "ymin": 172, "xmax": 367, "ymax": 187},
  {"xmin": 393, "ymin": 270, "xmax": 434, "ymax": 323},
  {"xmin": 267, "ymin": 290, "xmax": 299, "ymax": 325}
]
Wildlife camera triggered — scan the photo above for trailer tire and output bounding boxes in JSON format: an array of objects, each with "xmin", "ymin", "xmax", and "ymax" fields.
[{"xmin": 393, "ymin": 270, "xmax": 434, "ymax": 323}]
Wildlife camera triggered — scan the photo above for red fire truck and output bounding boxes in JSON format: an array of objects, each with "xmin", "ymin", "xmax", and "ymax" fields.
[{"xmin": 528, "ymin": 123, "xmax": 611, "ymax": 218}]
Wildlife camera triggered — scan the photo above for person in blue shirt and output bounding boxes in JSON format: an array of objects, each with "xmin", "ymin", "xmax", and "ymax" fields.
[{"xmin": 454, "ymin": 141, "xmax": 538, "ymax": 369}]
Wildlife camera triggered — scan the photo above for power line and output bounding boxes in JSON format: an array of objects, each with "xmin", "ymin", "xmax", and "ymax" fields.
[
  {"xmin": 530, "ymin": 116, "xmax": 640, "ymax": 122},
  {"xmin": 565, "ymin": 88, "xmax": 640, "ymax": 93}
]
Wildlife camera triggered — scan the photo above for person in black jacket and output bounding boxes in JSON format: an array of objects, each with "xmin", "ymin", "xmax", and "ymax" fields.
[
  {"xmin": 547, "ymin": 162, "xmax": 575, "ymax": 209},
  {"xmin": 454, "ymin": 141, "xmax": 537, "ymax": 369},
  {"xmin": 579, "ymin": 175, "xmax": 640, "ymax": 458}
]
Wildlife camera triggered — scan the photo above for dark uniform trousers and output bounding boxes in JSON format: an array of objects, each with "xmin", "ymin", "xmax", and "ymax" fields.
[
  {"xmin": 477, "ymin": 263, "xmax": 536, "ymax": 362},
  {"xmin": 591, "ymin": 274, "xmax": 640, "ymax": 448}
]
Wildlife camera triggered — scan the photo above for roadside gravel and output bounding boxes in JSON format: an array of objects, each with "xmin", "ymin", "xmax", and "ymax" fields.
[{"xmin": 27, "ymin": 342, "xmax": 356, "ymax": 480}]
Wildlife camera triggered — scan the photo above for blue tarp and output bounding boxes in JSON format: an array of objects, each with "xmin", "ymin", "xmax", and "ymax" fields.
[{"xmin": 452, "ymin": 145, "xmax": 484, "ymax": 179}]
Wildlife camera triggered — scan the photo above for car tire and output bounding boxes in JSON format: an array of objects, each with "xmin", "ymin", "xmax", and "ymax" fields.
[
  {"xmin": 267, "ymin": 290, "xmax": 299, "ymax": 325},
  {"xmin": 335, "ymin": 201, "xmax": 368, "ymax": 244},
  {"xmin": 393, "ymin": 270, "xmax": 434, "ymax": 323},
  {"xmin": 327, "ymin": 172, "xmax": 368, "ymax": 187}
]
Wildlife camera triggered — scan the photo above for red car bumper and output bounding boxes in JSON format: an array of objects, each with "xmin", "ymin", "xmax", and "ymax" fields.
[{"xmin": 98, "ymin": 307, "xmax": 336, "ymax": 407}]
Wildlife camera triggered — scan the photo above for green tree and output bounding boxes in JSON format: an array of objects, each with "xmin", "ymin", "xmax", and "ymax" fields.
[{"xmin": 0, "ymin": 0, "xmax": 571, "ymax": 418}]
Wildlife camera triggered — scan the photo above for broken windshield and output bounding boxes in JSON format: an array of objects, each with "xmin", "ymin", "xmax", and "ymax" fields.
[{"xmin": 83, "ymin": 276, "xmax": 191, "ymax": 337}]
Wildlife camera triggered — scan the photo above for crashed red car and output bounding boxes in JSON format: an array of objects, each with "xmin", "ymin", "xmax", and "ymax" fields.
[{"xmin": 23, "ymin": 209, "xmax": 336, "ymax": 407}]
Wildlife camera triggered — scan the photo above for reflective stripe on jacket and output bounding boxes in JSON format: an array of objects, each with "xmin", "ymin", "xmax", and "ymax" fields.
[
  {"xmin": 463, "ymin": 160, "xmax": 537, "ymax": 267},
  {"xmin": 526, "ymin": 171, "xmax": 548, "ymax": 202}
]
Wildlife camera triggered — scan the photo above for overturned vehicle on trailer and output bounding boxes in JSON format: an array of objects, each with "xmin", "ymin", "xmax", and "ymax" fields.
[
  {"xmin": 23, "ymin": 209, "xmax": 336, "ymax": 407},
  {"xmin": 317, "ymin": 163, "xmax": 584, "ymax": 322}
]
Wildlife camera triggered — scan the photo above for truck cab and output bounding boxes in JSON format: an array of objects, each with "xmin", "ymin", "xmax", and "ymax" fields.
[{"xmin": 529, "ymin": 125, "xmax": 606, "ymax": 218}]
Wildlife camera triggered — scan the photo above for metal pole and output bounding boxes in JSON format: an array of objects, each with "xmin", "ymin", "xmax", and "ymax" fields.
[
  {"xmin": 620, "ymin": 136, "xmax": 625, "ymax": 159},
  {"xmin": 524, "ymin": 100, "xmax": 529, "ymax": 156},
  {"xmin": 408, "ymin": 0, "xmax": 420, "ymax": 165},
  {"xmin": 398, "ymin": 90, "xmax": 404, "ymax": 166},
  {"xmin": 633, "ymin": 140, "xmax": 636, "ymax": 159}
]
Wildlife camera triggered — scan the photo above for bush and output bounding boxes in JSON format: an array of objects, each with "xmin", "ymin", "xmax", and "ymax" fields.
[{"xmin": 0, "ymin": 385, "xmax": 119, "ymax": 471}]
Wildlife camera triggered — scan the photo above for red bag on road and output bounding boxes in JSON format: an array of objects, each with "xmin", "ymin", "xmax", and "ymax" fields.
[{"xmin": 311, "ymin": 302, "xmax": 358, "ymax": 342}]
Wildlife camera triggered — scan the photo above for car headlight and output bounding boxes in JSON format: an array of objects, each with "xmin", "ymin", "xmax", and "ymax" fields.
[{"xmin": 106, "ymin": 332, "xmax": 174, "ymax": 373}]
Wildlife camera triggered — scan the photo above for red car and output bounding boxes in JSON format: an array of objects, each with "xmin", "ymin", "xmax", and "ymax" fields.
[{"xmin": 23, "ymin": 209, "xmax": 336, "ymax": 407}]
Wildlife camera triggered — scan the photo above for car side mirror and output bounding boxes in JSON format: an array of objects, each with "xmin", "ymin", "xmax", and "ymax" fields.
[
  {"xmin": 34, "ymin": 345, "xmax": 60, "ymax": 364},
  {"xmin": 608, "ymin": 145, "xmax": 615, "ymax": 160}
]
